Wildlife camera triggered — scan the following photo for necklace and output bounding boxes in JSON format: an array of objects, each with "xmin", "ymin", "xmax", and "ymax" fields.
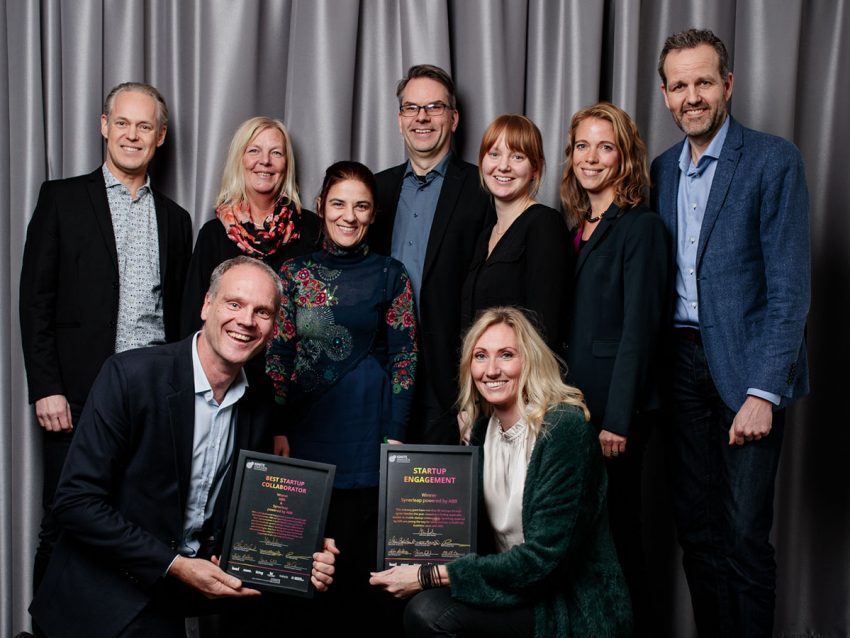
[{"xmin": 583, "ymin": 210, "xmax": 605, "ymax": 223}]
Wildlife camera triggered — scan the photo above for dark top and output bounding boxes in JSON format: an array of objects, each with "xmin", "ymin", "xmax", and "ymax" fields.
[
  {"xmin": 19, "ymin": 168, "xmax": 192, "ymax": 417},
  {"xmin": 565, "ymin": 204, "xmax": 670, "ymax": 436},
  {"xmin": 180, "ymin": 211, "xmax": 321, "ymax": 335},
  {"xmin": 372, "ymin": 155, "xmax": 491, "ymax": 444},
  {"xmin": 447, "ymin": 404, "xmax": 632, "ymax": 637},
  {"xmin": 266, "ymin": 242, "xmax": 417, "ymax": 488},
  {"xmin": 461, "ymin": 203, "xmax": 574, "ymax": 354}
]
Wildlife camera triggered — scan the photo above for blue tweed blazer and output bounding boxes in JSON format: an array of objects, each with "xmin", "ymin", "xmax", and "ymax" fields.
[{"xmin": 650, "ymin": 116, "xmax": 810, "ymax": 411}]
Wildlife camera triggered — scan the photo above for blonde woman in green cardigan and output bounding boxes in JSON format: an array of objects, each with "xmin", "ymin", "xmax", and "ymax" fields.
[{"xmin": 370, "ymin": 307, "xmax": 632, "ymax": 637}]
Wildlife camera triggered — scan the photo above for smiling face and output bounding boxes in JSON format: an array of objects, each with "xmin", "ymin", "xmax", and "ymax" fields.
[
  {"xmin": 100, "ymin": 90, "xmax": 166, "ymax": 183},
  {"xmin": 320, "ymin": 178, "xmax": 375, "ymax": 248},
  {"xmin": 471, "ymin": 322, "xmax": 523, "ymax": 419},
  {"xmin": 480, "ymin": 133, "xmax": 538, "ymax": 204},
  {"xmin": 572, "ymin": 117, "xmax": 620, "ymax": 203},
  {"xmin": 662, "ymin": 43, "xmax": 734, "ymax": 150},
  {"xmin": 397, "ymin": 77, "xmax": 458, "ymax": 171},
  {"xmin": 198, "ymin": 263, "xmax": 278, "ymax": 377},
  {"xmin": 242, "ymin": 127, "xmax": 287, "ymax": 201}
]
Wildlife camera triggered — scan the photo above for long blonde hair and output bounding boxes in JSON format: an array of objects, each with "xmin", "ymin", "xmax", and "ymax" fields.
[
  {"xmin": 457, "ymin": 307, "xmax": 589, "ymax": 441},
  {"xmin": 216, "ymin": 116, "xmax": 302, "ymax": 211}
]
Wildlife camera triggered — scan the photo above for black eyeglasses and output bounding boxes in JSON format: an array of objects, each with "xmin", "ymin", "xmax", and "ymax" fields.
[{"xmin": 399, "ymin": 102, "xmax": 451, "ymax": 117}]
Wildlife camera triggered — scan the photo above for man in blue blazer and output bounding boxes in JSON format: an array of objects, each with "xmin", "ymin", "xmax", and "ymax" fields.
[
  {"xmin": 29, "ymin": 258, "xmax": 337, "ymax": 637},
  {"xmin": 650, "ymin": 29, "xmax": 810, "ymax": 638}
]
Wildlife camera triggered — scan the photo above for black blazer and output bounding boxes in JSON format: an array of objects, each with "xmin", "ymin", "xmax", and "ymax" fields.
[
  {"xmin": 565, "ymin": 204, "xmax": 670, "ymax": 436},
  {"xmin": 371, "ymin": 154, "xmax": 490, "ymax": 443},
  {"xmin": 461, "ymin": 203, "xmax": 574, "ymax": 354},
  {"xmin": 19, "ymin": 168, "xmax": 192, "ymax": 417},
  {"xmin": 29, "ymin": 337, "xmax": 276, "ymax": 638}
]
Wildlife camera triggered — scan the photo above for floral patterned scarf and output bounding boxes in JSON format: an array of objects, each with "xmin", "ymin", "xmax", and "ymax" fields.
[{"xmin": 216, "ymin": 199, "xmax": 302, "ymax": 258}]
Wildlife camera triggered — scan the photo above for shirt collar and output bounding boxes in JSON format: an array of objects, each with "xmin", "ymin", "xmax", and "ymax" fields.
[
  {"xmin": 191, "ymin": 333, "xmax": 248, "ymax": 408},
  {"xmin": 677, "ymin": 115, "xmax": 731, "ymax": 175},
  {"xmin": 403, "ymin": 151, "xmax": 452, "ymax": 182},
  {"xmin": 102, "ymin": 163, "xmax": 152, "ymax": 195}
]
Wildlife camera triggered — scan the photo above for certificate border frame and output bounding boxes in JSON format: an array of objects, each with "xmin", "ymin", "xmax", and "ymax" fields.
[
  {"xmin": 220, "ymin": 449, "xmax": 335, "ymax": 598},
  {"xmin": 377, "ymin": 444, "xmax": 479, "ymax": 571}
]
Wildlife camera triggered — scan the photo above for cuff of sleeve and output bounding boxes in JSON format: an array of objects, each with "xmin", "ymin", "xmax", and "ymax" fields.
[
  {"xmin": 165, "ymin": 554, "xmax": 180, "ymax": 577},
  {"xmin": 746, "ymin": 388, "xmax": 781, "ymax": 406}
]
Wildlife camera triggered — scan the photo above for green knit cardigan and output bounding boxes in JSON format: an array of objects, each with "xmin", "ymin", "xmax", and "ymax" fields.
[{"xmin": 446, "ymin": 404, "xmax": 633, "ymax": 637}]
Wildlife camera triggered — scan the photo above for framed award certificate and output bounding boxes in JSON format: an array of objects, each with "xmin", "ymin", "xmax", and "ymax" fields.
[
  {"xmin": 377, "ymin": 444, "xmax": 479, "ymax": 570},
  {"xmin": 220, "ymin": 450, "xmax": 335, "ymax": 597}
]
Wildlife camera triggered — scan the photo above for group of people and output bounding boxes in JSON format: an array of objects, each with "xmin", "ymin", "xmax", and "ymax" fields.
[{"xmin": 19, "ymin": 26, "xmax": 810, "ymax": 638}]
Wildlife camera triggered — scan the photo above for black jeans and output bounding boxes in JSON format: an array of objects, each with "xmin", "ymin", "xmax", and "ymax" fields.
[
  {"xmin": 669, "ymin": 334, "xmax": 784, "ymax": 638},
  {"xmin": 404, "ymin": 588, "xmax": 534, "ymax": 638}
]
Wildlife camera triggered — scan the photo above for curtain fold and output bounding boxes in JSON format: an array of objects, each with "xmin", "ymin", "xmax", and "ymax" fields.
[{"xmin": 3, "ymin": 1, "xmax": 847, "ymax": 635}]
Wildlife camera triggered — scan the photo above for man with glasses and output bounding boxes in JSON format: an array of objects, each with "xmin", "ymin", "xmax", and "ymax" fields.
[{"xmin": 371, "ymin": 64, "xmax": 489, "ymax": 445}]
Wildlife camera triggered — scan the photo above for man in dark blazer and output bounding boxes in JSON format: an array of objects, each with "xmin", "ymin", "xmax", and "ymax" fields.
[
  {"xmin": 19, "ymin": 82, "xmax": 193, "ymax": 604},
  {"xmin": 650, "ymin": 29, "xmax": 810, "ymax": 637},
  {"xmin": 29, "ymin": 258, "xmax": 337, "ymax": 637},
  {"xmin": 371, "ymin": 64, "xmax": 490, "ymax": 444}
]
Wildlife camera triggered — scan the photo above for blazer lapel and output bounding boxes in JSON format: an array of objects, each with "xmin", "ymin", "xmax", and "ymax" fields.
[
  {"xmin": 87, "ymin": 169, "xmax": 119, "ymax": 272},
  {"xmin": 167, "ymin": 340, "xmax": 196, "ymax": 513},
  {"xmin": 422, "ymin": 155, "xmax": 468, "ymax": 282},
  {"xmin": 660, "ymin": 147, "xmax": 681, "ymax": 239},
  {"xmin": 152, "ymin": 190, "xmax": 170, "ymax": 285},
  {"xmin": 697, "ymin": 117, "xmax": 743, "ymax": 268},
  {"xmin": 574, "ymin": 204, "xmax": 622, "ymax": 277}
]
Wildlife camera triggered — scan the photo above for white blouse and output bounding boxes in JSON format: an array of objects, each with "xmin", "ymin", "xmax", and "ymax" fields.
[{"xmin": 483, "ymin": 415, "xmax": 537, "ymax": 553}]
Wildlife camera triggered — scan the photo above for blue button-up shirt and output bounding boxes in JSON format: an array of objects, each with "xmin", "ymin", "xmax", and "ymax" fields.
[
  {"xmin": 674, "ymin": 116, "xmax": 729, "ymax": 328},
  {"xmin": 674, "ymin": 117, "xmax": 779, "ymax": 405},
  {"xmin": 179, "ymin": 333, "xmax": 248, "ymax": 556},
  {"xmin": 390, "ymin": 153, "xmax": 451, "ymax": 311}
]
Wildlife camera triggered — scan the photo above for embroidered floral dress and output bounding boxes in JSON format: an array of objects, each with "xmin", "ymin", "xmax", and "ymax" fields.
[{"xmin": 267, "ymin": 240, "xmax": 417, "ymax": 488}]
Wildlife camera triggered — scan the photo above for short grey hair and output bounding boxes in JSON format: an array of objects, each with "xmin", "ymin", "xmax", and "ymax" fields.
[
  {"xmin": 208, "ymin": 256, "xmax": 283, "ymax": 313},
  {"xmin": 103, "ymin": 82, "xmax": 169, "ymax": 130}
]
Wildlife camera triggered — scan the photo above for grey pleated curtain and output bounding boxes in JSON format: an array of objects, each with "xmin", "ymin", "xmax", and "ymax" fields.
[{"xmin": 2, "ymin": 1, "xmax": 848, "ymax": 635}]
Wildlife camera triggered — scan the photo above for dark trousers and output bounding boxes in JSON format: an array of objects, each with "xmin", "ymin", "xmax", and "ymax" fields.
[
  {"xmin": 209, "ymin": 486, "xmax": 402, "ymax": 638},
  {"xmin": 32, "ymin": 430, "xmax": 74, "ymax": 638},
  {"xmin": 404, "ymin": 588, "xmax": 534, "ymax": 638},
  {"xmin": 320, "ymin": 486, "xmax": 404, "ymax": 637},
  {"xmin": 604, "ymin": 412, "xmax": 658, "ymax": 637},
  {"xmin": 669, "ymin": 334, "xmax": 785, "ymax": 638},
  {"xmin": 34, "ymin": 431, "xmax": 74, "ymax": 590}
]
